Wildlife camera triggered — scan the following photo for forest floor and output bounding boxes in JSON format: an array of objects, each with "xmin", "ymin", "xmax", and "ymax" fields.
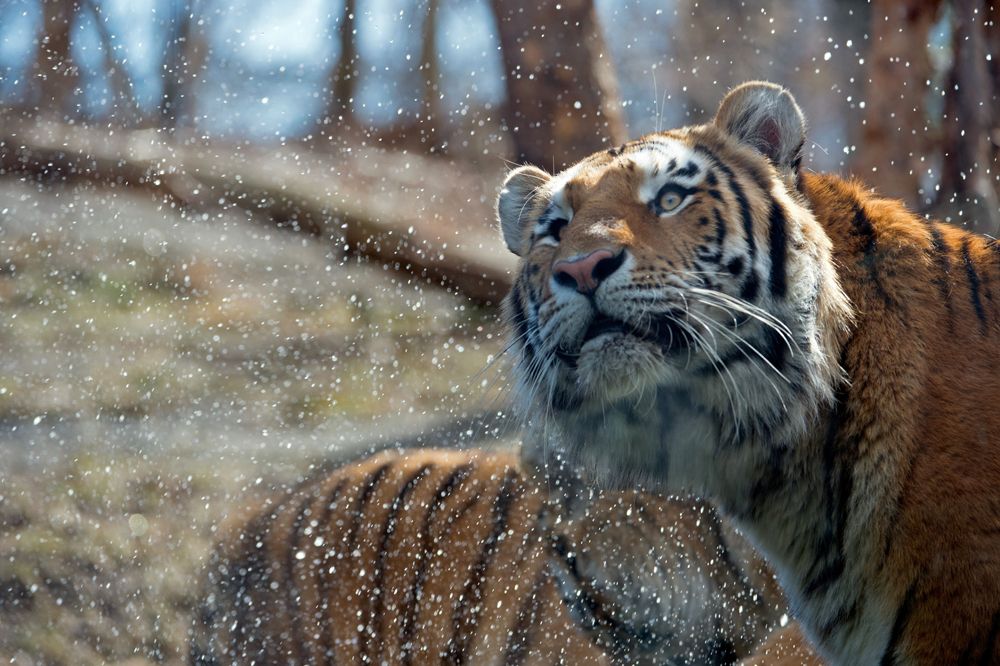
[{"xmin": 0, "ymin": 177, "xmax": 509, "ymax": 665}]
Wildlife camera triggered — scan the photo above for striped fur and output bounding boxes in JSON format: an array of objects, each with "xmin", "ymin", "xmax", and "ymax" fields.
[
  {"xmin": 189, "ymin": 447, "xmax": 796, "ymax": 665},
  {"xmin": 501, "ymin": 82, "xmax": 1000, "ymax": 665}
]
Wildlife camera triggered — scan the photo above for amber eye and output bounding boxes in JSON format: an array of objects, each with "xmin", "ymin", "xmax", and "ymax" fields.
[
  {"xmin": 659, "ymin": 191, "xmax": 684, "ymax": 212},
  {"xmin": 651, "ymin": 183, "xmax": 694, "ymax": 216}
]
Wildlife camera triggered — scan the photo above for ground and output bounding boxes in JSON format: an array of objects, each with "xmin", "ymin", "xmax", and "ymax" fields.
[{"xmin": 0, "ymin": 177, "xmax": 506, "ymax": 665}]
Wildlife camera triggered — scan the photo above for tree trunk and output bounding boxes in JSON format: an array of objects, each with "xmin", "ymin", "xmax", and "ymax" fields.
[
  {"xmin": 34, "ymin": 0, "xmax": 81, "ymax": 118},
  {"xmin": 317, "ymin": 0, "xmax": 358, "ymax": 135},
  {"xmin": 933, "ymin": 0, "xmax": 1000, "ymax": 234},
  {"xmin": 855, "ymin": 0, "xmax": 941, "ymax": 207},
  {"xmin": 82, "ymin": 0, "xmax": 142, "ymax": 126},
  {"xmin": 489, "ymin": 0, "xmax": 626, "ymax": 170},
  {"xmin": 419, "ymin": 0, "xmax": 441, "ymax": 128},
  {"xmin": 159, "ymin": 0, "xmax": 207, "ymax": 129}
]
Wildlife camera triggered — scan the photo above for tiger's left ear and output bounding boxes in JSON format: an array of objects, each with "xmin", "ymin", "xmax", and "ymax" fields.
[
  {"xmin": 497, "ymin": 165, "xmax": 552, "ymax": 256},
  {"xmin": 714, "ymin": 81, "xmax": 806, "ymax": 173}
]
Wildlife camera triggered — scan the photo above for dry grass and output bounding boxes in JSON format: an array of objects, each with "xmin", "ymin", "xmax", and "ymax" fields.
[{"xmin": 0, "ymin": 178, "xmax": 508, "ymax": 665}]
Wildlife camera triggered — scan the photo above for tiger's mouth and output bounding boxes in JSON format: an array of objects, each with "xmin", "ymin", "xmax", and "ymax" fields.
[
  {"xmin": 554, "ymin": 313, "xmax": 689, "ymax": 367},
  {"xmin": 583, "ymin": 313, "xmax": 627, "ymax": 342}
]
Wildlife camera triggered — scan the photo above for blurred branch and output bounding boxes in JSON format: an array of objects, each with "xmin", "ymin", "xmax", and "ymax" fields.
[
  {"xmin": 0, "ymin": 115, "xmax": 514, "ymax": 304},
  {"xmin": 82, "ymin": 0, "xmax": 143, "ymax": 125},
  {"xmin": 489, "ymin": 0, "xmax": 626, "ymax": 170}
]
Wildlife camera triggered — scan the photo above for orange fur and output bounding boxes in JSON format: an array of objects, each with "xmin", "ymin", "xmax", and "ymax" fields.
[
  {"xmin": 802, "ymin": 172, "xmax": 1000, "ymax": 664},
  {"xmin": 739, "ymin": 623, "xmax": 824, "ymax": 666},
  {"xmin": 500, "ymin": 82, "xmax": 1000, "ymax": 664},
  {"xmin": 190, "ymin": 447, "xmax": 806, "ymax": 664}
]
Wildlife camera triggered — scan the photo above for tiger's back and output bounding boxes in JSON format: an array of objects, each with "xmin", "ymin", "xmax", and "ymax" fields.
[
  {"xmin": 193, "ymin": 448, "xmax": 601, "ymax": 665},
  {"xmin": 190, "ymin": 447, "xmax": 795, "ymax": 665}
]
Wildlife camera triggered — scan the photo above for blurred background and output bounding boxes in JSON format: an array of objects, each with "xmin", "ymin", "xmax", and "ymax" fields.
[{"xmin": 0, "ymin": 0, "xmax": 997, "ymax": 663}]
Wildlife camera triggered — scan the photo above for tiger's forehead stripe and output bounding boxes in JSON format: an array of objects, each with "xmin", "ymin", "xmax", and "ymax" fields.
[
  {"xmin": 629, "ymin": 138, "xmax": 711, "ymax": 205},
  {"xmin": 546, "ymin": 137, "xmax": 710, "ymax": 212}
]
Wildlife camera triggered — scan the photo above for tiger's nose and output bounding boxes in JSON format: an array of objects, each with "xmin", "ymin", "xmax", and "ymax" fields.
[{"xmin": 552, "ymin": 249, "xmax": 625, "ymax": 294}]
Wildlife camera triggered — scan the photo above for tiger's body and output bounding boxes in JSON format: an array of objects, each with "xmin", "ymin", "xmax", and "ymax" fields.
[
  {"xmin": 499, "ymin": 82, "xmax": 1000, "ymax": 664},
  {"xmin": 190, "ymin": 447, "xmax": 795, "ymax": 665}
]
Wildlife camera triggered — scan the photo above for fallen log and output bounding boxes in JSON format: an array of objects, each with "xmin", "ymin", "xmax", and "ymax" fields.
[{"xmin": 0, "ymin": 115, "xmax": 515, "ymax": 304}]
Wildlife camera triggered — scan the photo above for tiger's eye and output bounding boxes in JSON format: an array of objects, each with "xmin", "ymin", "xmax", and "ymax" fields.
[{"xmin": 660, "ymin": 191, "xmax": 683, "ymax": 212}]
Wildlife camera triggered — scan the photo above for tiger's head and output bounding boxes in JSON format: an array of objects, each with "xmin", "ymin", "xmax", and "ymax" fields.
[{"xmin": 500, "ymin": 82, "xmax": 851, "ymax": 496}]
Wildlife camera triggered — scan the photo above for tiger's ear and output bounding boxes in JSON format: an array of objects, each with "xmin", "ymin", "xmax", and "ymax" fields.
[
  {"xmin": 714, "ymin": 81, "xmax": 806, "ymax": 173},
  {"xmin": 497, "ymin": 165, "xmax": 551, "ymax": 256}
]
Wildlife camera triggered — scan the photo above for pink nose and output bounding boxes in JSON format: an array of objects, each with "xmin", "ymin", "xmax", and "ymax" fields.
[{"xmin": 552, "ymin": 249, "xmax": 622, "ymax": 294}]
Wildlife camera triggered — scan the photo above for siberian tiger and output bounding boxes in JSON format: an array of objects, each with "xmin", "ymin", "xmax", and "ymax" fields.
[
  {"xmin": 499, "ymin": 80, "xmax": 1000, "ymax": 664},
  {"xmin": 189, "ymin": 447, "xmax": 798, "ymax": 665}
]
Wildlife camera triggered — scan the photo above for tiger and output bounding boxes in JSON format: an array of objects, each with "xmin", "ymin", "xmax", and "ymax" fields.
[
  {"xmin": 189, "ymin": 446, "xmax": 799, "ymax": 665},
  {"xmin": 498, "ymin": 79, "xmax": 1000, "ymax": 665}
]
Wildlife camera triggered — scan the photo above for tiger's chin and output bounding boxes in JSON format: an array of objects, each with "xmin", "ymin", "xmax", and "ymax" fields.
[{"xmin": 571, "ymin": 332, "xmax": 668, "ymax": 406}]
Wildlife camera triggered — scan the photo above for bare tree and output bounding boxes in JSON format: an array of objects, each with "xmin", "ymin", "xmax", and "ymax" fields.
[
  {"xmin": 489, "ymin": 0, "xmax": 626, "ymax": 170},
  {"xmin": 159, "ymin": 0, "xmax": 207, "ymax": 129},
  {"xmin": 933, "ymin": 0, "xmax": 1000, "ymax": 233},
  {"xmin": 34, "ymin": 0, "xmax": 81, "ymax": 118},
  {"xmin": 855, "ymin": 0, "xmax": 942, "ymax": 207}
]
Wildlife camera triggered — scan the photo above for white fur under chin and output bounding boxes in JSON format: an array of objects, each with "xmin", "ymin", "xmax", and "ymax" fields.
[{"xmin": 574, "ymin": 333, "xmax": 667, "ymax": 404}]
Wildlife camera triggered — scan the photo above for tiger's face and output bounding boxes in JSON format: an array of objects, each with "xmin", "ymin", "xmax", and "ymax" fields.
[{"xmin": 501, "ymin": 82, "xmax": 850, "ymax": 495}]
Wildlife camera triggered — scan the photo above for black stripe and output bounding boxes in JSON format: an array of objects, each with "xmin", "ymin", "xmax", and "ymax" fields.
[
  {"xmin": 745, "ymin": 443, "xmax": 790, "ymax": 519},
  {"xmin": 229, "ymin": 511, "xmax": 273, "ymax": 659},
  {"xmin": 763, "ymin": 319, "xmax": 789, "ymax": 373},
  {"xmin": 880, "ymin": 581, "xmax": 919, "ymax": 666},
  {"xmin": 714, "ymin": 161, "xmax": 758, "ymax": 300},
  {"xmin": 315, "ymin": 479, "xmax": 349, "ymax": 666},
  {"xmin": 502, "ymin": 564, "xmax": 548, "ymax": 665},
  {"xmin": 344, "ymin": 464, "xmax": 392, "ymax": 661},
  {"xmin": 803, "ymin": 379, "xmax": 854, "ymax": 604},
  {"xmin": 850, "ymin": 198, "xmax": 895, "ymax": 308},
  {"xmin": 693, "ymin": 144, "xmax": 760, "ymax": 300},
  {"xmin": 694, "ymin": 141, "xmax": 773, "ymax": 193},
  {"xmin": 510, "ymin": 283, "xmax": 529, "ymax": 342},
  {"xmin": 704, "ymin": 509, "xmax": 764, "ymax": 610},
  {"xmin": 399, "ymin": 464, "xmax": 474, "ymax": 666},
  {"xmin": 673, "ymin": 160, "xmax": 699, "ymax": 178},
  {"xmin": 713, "ymin": 208, "xmax": 727, "ymax": 248},
  {"xmin": 977, "ymin": 608, "xmax": 1000, "ymax": 666},
  {"xmin": 958, "ymin": 607, "xmax": 1000, "ymax": 665},
  {"xmin": 346, "ymin": 463, "xmax": 392, "ymax": 548},
  {"xmin": 446, "ymin": 469, "xmax": 521, "ymax": 665},
  {"xmin": 286, "ymin": 490, "xmax": 317, "ymax": 665},
  {"xmin": 767, "ymin": 200, "xmax": 789, "ymax": 298},
  {"xmin": 962, "ymin": 238, "xmax": 988, "ymax": 334},
  {"xmin": 697, "ymin": 324, "xmax": 787, "ymax": 380},
  {"xmin": 361, "ymin": 465, "xmax": 433, "ymax": 665},
  {"xmin": 548, "ymin": 533, "xmax": 656, "ymax": 658},
  {"xmin": 928, "ymin": 224, "xmax": 955, "ymax": 328}
]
